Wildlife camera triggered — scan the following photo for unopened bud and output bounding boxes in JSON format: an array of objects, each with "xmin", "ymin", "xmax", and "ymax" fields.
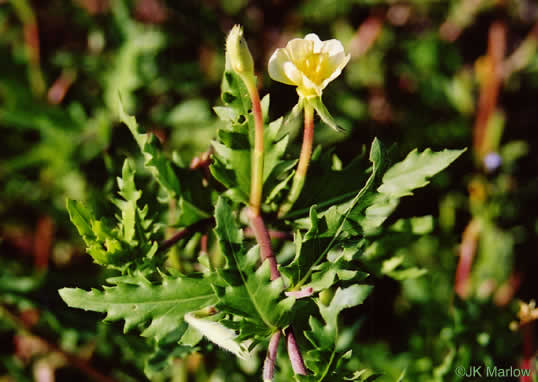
[{"xmin": 226, "ymin": 25, "xmax": 254, "ymax": 76}]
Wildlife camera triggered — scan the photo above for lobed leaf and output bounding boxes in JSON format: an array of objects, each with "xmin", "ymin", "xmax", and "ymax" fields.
[
  {"xmin": 282, "ymin": 138, "xmax": 384, "ymax": 289},
  {"xmin": 59, "ymin": 272, "xmax": 217, "ymax": 343},
  {"xmin": 377, "ymin": 148, "xmax": 466, "ymax": 198},
  {"xmin": 66, "ymin": 159, "xmax": 159, "ymax": 269},
  {"xmin": 299, "ymin": 285, "xmax": 373, "ymax": 381},
  {"xmin": 118, "ymin": 97, "xmax": 211, "ymax": 226},
  {"xmin": 210, "ymin": 69, "xmax": 292, "ymax": 208},
  {"xmin": 118, "ymin": 97, "xmax": 181, "ymax": 198}
]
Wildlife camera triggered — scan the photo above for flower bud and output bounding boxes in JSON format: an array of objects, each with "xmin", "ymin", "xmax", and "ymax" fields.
[{"xmin": 226, "ymin": 25, "xmax": 255, "ymax": 76}]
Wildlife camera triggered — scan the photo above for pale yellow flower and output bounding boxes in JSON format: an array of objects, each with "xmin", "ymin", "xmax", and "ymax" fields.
[{"xmin": 268, "ymin": 34, "xmax": 350, "ymax": 98}]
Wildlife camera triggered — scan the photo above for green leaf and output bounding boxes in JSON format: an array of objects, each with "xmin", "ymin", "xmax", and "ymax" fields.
[
  {"xmin": 59, "ymin": 272, "xmax": 217, "ymax": 342},
  {"xmin": 212, "ymin": 197, "xmax": 294, "ymax": 340},
  {"xmin": 113, "ymin": 159, "xmax": 148, "ymax": 246},
  {"xmin": 354, "ymin": 147, "xmax": 464, "ymax": 235},
  {"xmin": 318, "ymin": 285, "xmax": 372, "ymax": 331},
  {"xmin": 282, "ymin": 139, "xmax": 384, "ymax": 289},
  {"xmin": 285, "ymin": 147, "xmax": 369, "ymax": 218},
  {"xmin": 66, "ymin": 159, "xmax": 159, "ymax": 269},
  {"xmin": 118, "ymin": 98, "xmax": 211, "ymax": 226},
  {"xmin": 210, "ymin": 70, "xmax": 291, "ymax": 209},
  {"xmin": 377, "ymin": 148, "xmax": 465, "ymax": 198},
  {"xmin": 66, "ymin": 199, "xmax": 125, "ymax": 267},
  {"xmin": 118, "ymin": 96, "xmax": 181, "ymax": 198},
  {"xmin": 104, "ymin": 2, "xmax": 164, "ymax": 112},
  {"xmin": 299, "ymin": 285, "xmax": 373, "ymax": 381},
  {"xmin": 307, "ymin": 96, "xmax": 345, "ymax": 133},
  {"xmin": 307, "ymin": 246, "xmax": 369, "ymax": 292},
  {"xmin": 144, "ymin": 341, "xmax": 195, "ymax": 379}
]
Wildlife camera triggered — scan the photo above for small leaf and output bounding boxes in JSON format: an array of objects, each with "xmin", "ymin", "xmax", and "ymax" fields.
[
  {"xmin": 318, "ymin": 285, "xmax": 373, "ymax": 331},
  {"xmin": 184, "ymin": 313, "xmax": 251, "ymax": 359},
  {"xmin": 308, "ymin": 96, "xmax": 345, "ymax": 132},
  {"xmin": 300, "ymin": 285, "xmax": 373, "ymax": 380},
  {"xmin": 118, "ymin": 95, "xmax": 181, "ymax": 198},
  {"xmin": 355, "ymin": 147, "xmax": 464, "ymax": 234},
  {"xmin": 377, "ymin": 148, "xmax": 465, "ymax": 198}
]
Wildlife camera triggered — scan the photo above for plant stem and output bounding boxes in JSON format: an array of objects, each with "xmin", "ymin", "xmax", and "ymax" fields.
[
  {"xmin": 10, "ymin": 0, "xmax": 46, "ymax": 97},
  {"xmin": 473, "ymin": 21, "xmax": 505, "ymax": 159},
  {"xmin": 278, "ymin": 102, "xmax": 315, "ymax": 218},
  {"xmin": 242, "ymin": 78, "xmax": 281, "ymax": 279},
  {"xmin": 263, "ymin": 331, "xmax": 281, "ymax": 381},
  {"xmin": 287, "ymin": 328, "xmax": 307, "ymax": 375},
  {"xmin": 247, "ymin": 208, "xmax": 280, "ymax": 280},
  {"xmin": 520, "ymin": 322, "xmax": 535, "ymax": 382},
  {"xmin": 454, "ymin": 219, "xmax": 481, "ymax": 298},
  {"xmin": 239, "ymin": 75, "xmax": 307, "ymax": 379},
  {"xmin": 244, "ymin": 227, "xmax": 293, "ymax": 240},
  {"xmin": 246, "ymin": 82, "xmax": 265, "ymax": 215},
  {"xmin": 158, "ymin": 218, "xmax": 215, "ymax": 253}
]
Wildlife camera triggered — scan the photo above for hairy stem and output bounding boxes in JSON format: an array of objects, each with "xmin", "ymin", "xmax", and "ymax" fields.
[
  {"xmin": 246, "ymin": 82, "xmax": 265, "ymax": 215},
  {"xmin": 278, "ymin": 102, "xmax": 315, "ymax": 218},
  {"xmin": 287, "ymin": 328, "xmax": 307, "ymax": 375},
  {"xmin": 247, "ymin": 208, "xmax": 280, "ymax": 280},
  {"xmin": 238, "ymin": 75, "xmax": 308, "ymax": 379},
  {"xmin": 263, "ymin": 331, "xmax": 282, "ymax": 381}
]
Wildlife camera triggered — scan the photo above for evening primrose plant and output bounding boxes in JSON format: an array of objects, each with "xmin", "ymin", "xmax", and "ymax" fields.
[{"xmin": 59, "ymin": 25, "xmax": 464, "ymax": 381}]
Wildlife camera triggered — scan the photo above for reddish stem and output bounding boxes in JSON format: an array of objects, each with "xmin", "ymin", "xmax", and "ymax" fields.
[
  {"xmin": 287, "ymin": 328, "xmax": 307, "ymax": 375},
  {"xmin": 473, "ymin": 21, "xmax": 505, "ymax": 158},
  {"xmin": 159, "ymin": 218, "xmax": 215, "ymax": 253},
  {"xmin": 48, "ymin": 70, "xmax": 76, "ymax": 105},
  {"xmin": 520, "ymin": 322, "xmax": 535, "ymax": 382},
  {"xmin": 263, "ymin": 331, "xmax": 281, "ymax": 381},
  {"xmin": 350, "ymin": 16, "xmax": 383, "ymax": 58},
  {"xmin": 200, "ymin": 234, "xmax": 208, "ymax": 254},
  {"xmin": 34, "ymin": 216, "xmax": 54, "ymax": 270},
  {"xmin": 296, "ymin": 104, "xmax": 314, "ymax": 179},
  {"xmin": 454, "ymin": 220, "xmax": 480, "ymax": 298},
  {"xmin": 243, "ymin": 227, "xmax": 292, "ymax": 241},
  {"xmin": 247, "ymin": 208, "xmax": 280, "ymax": 280}
]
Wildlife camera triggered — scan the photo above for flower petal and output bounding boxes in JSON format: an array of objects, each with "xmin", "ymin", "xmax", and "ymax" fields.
[
  {"xmin": 282, "ymin": 62, "xmax": 302, "ymax": 85},
  {"xmin": 321, "ymin": 39, "xmax": 345, "ymax": 56},
  {"xmin": 320, "ymin": 53, "xmax": 350, "ymax": 89},
  {"xmin": 305, "ymin": 33, "xmax": 323, "ymax": 53},
  {"xmin": 268, "ymin": 48, "xmax": 295, "ymax": 85},
  {"xmin": 287, "ymin": 38, "xmax": 313, "ymax": 65},
  {"xmin": 297, "ymin": 73, "xmax": 322, "ymax": 98}
]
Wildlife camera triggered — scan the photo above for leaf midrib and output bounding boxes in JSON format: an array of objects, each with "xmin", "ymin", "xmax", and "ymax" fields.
[{"xmin": 85, "ymin": 293, "xmax": 216, "ymax": 306}]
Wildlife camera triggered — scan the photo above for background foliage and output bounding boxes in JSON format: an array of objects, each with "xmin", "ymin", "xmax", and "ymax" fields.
[{"xmin": 1, "ymin": 0, "xmax": 537, "ymax": 381}]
